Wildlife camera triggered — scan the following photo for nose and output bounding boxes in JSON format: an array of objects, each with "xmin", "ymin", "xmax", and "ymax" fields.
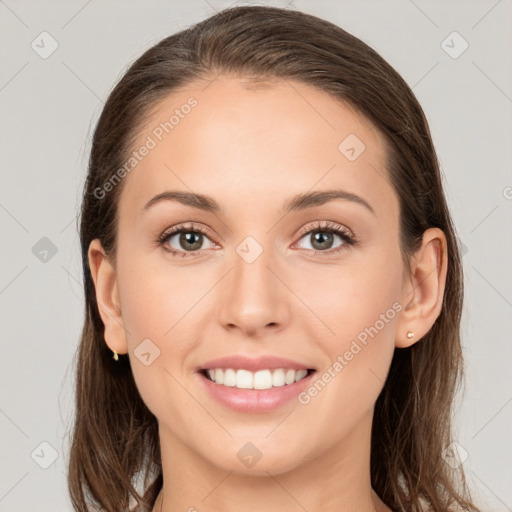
[{"xmin": 218, "ymin": 241, "xmax": 290, "ymax": 337}]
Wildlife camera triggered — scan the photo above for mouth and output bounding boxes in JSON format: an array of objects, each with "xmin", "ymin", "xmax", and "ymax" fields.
[
  {"xmin": 196, "ymin": 354, "xmax": 317, "ymax": 412},
  {"xmin": 199, "ymin": 367, "xmax": 316, "ymax": 390}
]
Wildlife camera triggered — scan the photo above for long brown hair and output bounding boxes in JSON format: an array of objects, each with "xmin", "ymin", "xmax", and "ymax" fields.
[{"xmin": 68, "ymin": 6, "xmax": 480, "ymax": 511}]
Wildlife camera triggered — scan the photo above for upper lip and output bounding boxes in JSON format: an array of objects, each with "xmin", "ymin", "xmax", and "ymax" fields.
[{"xmin": 200, "ymin": 355, "xmax": 314, "ymax": 372}]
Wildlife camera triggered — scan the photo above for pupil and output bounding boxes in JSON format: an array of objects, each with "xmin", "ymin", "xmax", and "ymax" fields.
[
  {"xmin": 181, "ymin": 231, "xmax": 202, "ymax": 250},
  {"xmin": 312, "ymin": 231, "xmax": 332, "ymax": 250}
]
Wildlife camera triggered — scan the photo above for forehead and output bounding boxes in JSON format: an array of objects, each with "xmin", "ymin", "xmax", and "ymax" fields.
[{"xmin": 118, "ymin": 75, "xmax": 397, "ymax": 224}]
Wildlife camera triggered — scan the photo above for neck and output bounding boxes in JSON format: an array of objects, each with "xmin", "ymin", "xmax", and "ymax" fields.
[{"xmin": 153, "ymin": 409, "xmax": 389, "ymax": 512}]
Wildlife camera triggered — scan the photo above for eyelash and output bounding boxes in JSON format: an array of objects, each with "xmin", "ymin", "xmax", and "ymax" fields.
[{"xmin": 157, "ymin": 221, "xmax": 358, "ymax": 258}]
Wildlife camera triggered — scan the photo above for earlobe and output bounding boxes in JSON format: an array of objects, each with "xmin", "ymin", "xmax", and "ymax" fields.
[
  {"xmin": 396, "ymin": 228, "xmax": 448, "ymax": 348},
  {"xmin": 87, "ymin": 239, "xmax": 129, "ymax": 355}
]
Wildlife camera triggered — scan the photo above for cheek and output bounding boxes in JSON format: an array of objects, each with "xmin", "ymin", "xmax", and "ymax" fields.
[
  {"xmin": 114, "ymin": 253, "xmax": 204, "ymax": 412},
  {"xmin": 296, "ymin": 251, "xmax": 402, "ymax": 403},
  {"xmin": 298, "ymin": 251, "xmax": 402, "ymax": 346},
  {"xmin": 117, "ymin": 251, "xmax": 205, "ymax": 343}
]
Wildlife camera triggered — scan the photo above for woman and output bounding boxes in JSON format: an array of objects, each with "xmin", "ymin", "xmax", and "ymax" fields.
[{"xmin": 68, "ymin": 5, "xmax": 480, "ymax": 512}]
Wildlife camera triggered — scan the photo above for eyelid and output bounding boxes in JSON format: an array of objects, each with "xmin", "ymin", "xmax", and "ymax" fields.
[
  {"xmin": 295, "ymin": 220, "xmax": 354, "ymax": 240},
  {"xmin": 159, "ymin": 222, "xmax": 216, "ymax": 241}
]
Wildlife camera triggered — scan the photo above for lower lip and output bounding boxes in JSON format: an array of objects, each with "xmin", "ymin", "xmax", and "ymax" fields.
[{"xmin": 197, "ymin": 371, "xmax": 315, "ymax": 413}]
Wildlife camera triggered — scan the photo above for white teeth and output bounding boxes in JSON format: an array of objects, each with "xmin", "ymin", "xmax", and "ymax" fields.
[
  {"xmin": 253, "ymin": 370, "xmax": 272, "ymax": 390},
  {"xmin": 285, "ymin": 369, "xmax": 296, "ymax": 385},
  {"xmin": 272, "ymin": 369, "xmax": 286, "ymax": 387},
  {"xmin": 223, "ymin": 368, "xmax": 236, "ymax": 387},
  {"xmin": 205, "ymin": 368, "xmax": 310, "ymax": 389},
  {"xmin": 214, "ymin": 368, "xmax": 224, "ymax": 385},
  {"xmin": 295, "ymin": 369, "xmax": 308, "ymax": 382},
  {"xmin": 236, "ymin": 369, "xmax": 253, "ymax": 389}
]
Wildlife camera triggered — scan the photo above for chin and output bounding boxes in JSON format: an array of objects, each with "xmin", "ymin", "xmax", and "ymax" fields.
[{"xmin": 203, "ymin": 441, "xmax": 310, "ymax": 477}]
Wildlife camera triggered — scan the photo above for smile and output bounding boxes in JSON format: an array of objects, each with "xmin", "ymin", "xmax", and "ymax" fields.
[
  {"xmin": 202, "ymin": 368, "xmax": 313, "ymax": 389},
  {"xmin": 197, "ymin": 368, "xmax": 317, "ymax": 412}
]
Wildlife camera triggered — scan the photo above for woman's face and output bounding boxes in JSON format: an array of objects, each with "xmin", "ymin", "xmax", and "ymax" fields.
[{"xmin": 99, "ymin": 75, "xmax": 412, "ymax": 474}]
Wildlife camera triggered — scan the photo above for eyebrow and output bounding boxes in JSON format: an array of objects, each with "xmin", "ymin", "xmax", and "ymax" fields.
[{"xmin": 142, "ymin": 189, "xmax": 375, "ymax": 216}]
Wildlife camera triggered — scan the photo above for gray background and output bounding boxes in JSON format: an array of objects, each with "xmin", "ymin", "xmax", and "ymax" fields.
[{"xmin": 1, "ymin": 0, "xmax": 511, "ymax": 510}]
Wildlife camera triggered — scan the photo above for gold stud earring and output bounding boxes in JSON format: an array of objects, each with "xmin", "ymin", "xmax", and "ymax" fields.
[
  {"xmin": 406, "ymin": 331, "xmax": 415, "ymax": 339},
  {"xmin": 112, "ymin": 350, "xmax": 119, "ymax": 361}
]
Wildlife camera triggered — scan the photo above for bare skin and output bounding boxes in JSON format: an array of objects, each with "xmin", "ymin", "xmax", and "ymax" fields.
[{"xmin": 88, "ymin": 75, "xmax": 447, "ymax": 512}]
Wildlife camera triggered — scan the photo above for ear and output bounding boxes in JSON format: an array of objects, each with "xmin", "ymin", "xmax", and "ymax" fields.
[
  {"xmin": 87, "ymin": 239, "xmax": 129, "ymax": 355},
  {"xmin": 396, "ymin": 227, "xmax": 448, "ymax": 348}
]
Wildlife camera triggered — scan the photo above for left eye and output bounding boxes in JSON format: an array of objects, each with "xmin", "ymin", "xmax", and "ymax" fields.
[
  {"xmin": 292, "ymin": 221, "xmax": 356, "ymax": 254},
  {"xmin": 295, "ymin": 228, "xmax": 346, "ymax": 251}
]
